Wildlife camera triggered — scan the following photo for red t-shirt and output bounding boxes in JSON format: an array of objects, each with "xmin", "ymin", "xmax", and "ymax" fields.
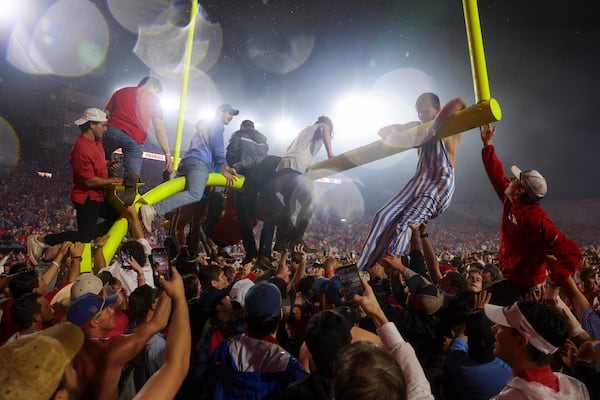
[
  {"xmin": 105, "ymin": 86, "xmax": 163, "ymax": 144},
  {"xmin": 70, "ymin": 134, "xmax": 108, "ymax": 204},
  {"xmin": 0, "ymin": 281, "xmax": 70, "ymax": 344}
]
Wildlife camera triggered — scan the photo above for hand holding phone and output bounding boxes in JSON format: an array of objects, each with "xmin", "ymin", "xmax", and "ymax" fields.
[
  {"xmin": 120, "ymin": 250, "xmax": 132, "ymax": 269},
  {"xmin": 150, "ymin": 248, "xmax": 170, "ymax": 287},
  {"xmin": 336, "ymin": 263, "xmax": 364, "ymax": 301}
]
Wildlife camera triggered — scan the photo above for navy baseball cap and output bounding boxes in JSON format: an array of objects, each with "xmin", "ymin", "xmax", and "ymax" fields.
[{"xmin": 217, "ymin": 104, "xmax": 239, "ymax": 115}]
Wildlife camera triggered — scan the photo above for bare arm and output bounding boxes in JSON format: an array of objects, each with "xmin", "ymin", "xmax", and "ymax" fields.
[
  {"xmin": 443, "ymin": 133, "xmax": 462, "ymax": 168},
  {"xmin": 321, "ymin": 125, "xmax": 334, "ymax": 158},
  {"xmin": 111, "ymin": 290, "xmax": 171, "ymax": 366},
  {"xmin": 41, "ymin": 242, "xmax": 71, "ymax": 290},
  {"xmin": 67, "ymin": 242, "xmax": 84, "ymax": 282},
  {"xmin": 561, "ymin": 276, "xmax": 591, "ymax": 322},
  {"xmin": 152, "ymin": 117, "xmax": 173, "ymax": 173},
  {"xmin": 290, "ymin": 245, "xmax": 307, "ymax": 289},
  {"xmin": 85, "ymin": 175, "xmax": 122, "ymax": 188},
  {"xmin": 417, "ymin": 221, "xmax": 442, "ymax": 284},
  {"xmin": 92, "ymin": 234, "xmax": 110, "ymax": 274},
  {"xmin": 135, "ymin": 267, "xmax": 190, "ymax": 400},
  {"xmin": 125, "ymin": 205, "xmax": 144, "ymax": 240}
]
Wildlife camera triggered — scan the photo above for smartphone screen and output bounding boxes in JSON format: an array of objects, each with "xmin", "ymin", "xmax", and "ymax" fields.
[
  {"xmin": 120, "ymin": 250, "xmax": 132, "ymax": 269},
  {"xmin": 151, "ymin": 248, "xmax": 170, "ymax": 286},
  {"xmin": 336, "ymin": 263, "xmax": 364, "ymax": 301}
]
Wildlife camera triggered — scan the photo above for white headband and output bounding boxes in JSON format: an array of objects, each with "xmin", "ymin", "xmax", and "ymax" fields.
[{"xmin": 504, "ymin": 303, "xmax": 559, "ymax": 355}]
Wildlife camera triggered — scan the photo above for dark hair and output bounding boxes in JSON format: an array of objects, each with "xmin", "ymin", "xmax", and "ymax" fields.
[
  {"xmin": 128, "ymin": 285, "xmax": 158, "ymax": 324},
  {"xmin": 240, "ymin": 120, "xmax": 255, "ymax": 129},
  {"xmin": 316, "ymin": 115, "xmax": 333, "ymax": 133},
  {"xmin": 334, "ymin": 342, "xmax": 407, "ymax": 400},
  {"xmin": 9, "ymin": 270, "xmax": 39, "ymax": 298},
  {"xmin": 79, "ymin": 121, "xmax": 91, "ymax": 132},
  {"xmin": 516, "ymin": 300, "xmax": 568, "ymax": 366},
  {"xmin": 578, "ymin": 266, "xmax": 595, "ymax": 281},
  {"xmin": 246, "ymin": 313, "xmax": 280, "ymax": 337},
  {"xmin": 296, "ymin": 276, "xmax": 316, "ymax": 296},
  {"xmin": 11, "ymin": 292, "xmax": 42, "ymax": 329},
  {"xmin": 182, "ymin": 274, "xmax": 201, "ymax": 301},
  {"xmin": 7, "ymin": 263, "xmax": 30, "ymax": 275},
  {"xmin": 415, "ymin": 92, "xmax": 440, "ymax": 110},
  {"xmin": 138, "ymin": 76, "xmax": 162, "ymax": 93},
  {"xmin": 120, "ymin": 240, "xmax": 147, "ymax": 267},
  {"xmin": 443, "ymin": 271, "xmax": 468, "ymax": 295},
  {"xmin": 198, "ymin": 265, "xmax": 223, "ymax": 289},
  {"xmin": 305, "ymin": 310, "xmax": 352, "ymax": 375},
  {"xmin": 96, "ymin": 271, "xmax": 114, "ymax": 286}
]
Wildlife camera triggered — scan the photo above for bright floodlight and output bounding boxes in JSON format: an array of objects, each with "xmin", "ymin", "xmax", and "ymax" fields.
[
  {"xmin": 0, "ymin": 0, "xmax": 24, "ymax": 22},
  {"xmin": 198, "ymin": 107, "xmax": 216, "ymax": 121},
  {"xmin": 332, "ymin": 92, "xmax": 388, "ymax": 150},
  {"xmin": 160, "ymin": 95, "xmax": 181, "ymax": 112},
  {"xmin": 273, "ymin": 118, "xmax": 298, "ymax": 141}
]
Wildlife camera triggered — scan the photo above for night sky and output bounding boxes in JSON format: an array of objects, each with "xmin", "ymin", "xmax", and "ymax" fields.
[{"xmin": 1, "ymin": 0, "xmax": 599, "ymax": 204}]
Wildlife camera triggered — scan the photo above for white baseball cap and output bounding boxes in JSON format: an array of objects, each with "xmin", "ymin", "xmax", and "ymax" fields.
[
  {"xmin": 70, "ymin": 273, "xmax": 103, "ymax": 300},
  {"xmin": 511, "ymin": 165, "xmax": 547, "ymax": 199},
  {"xmin": 74, "ymin": 108, "xmax": 108, "ymax": 126}
]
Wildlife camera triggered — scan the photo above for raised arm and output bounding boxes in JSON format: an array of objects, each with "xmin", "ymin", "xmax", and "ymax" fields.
[
  {"xmin": 352, "ymin": 279, "xmax": 434, "ymax": 399},
  {"xmin": 417, "ymin": 221, "xmax": 442, "ymax": 284},
  {"xmin": 111, "ymin": 288, "xmax": 171, "ymax": 366},
  {"xmin": 480, "ymin": 124, "xmax": 509, "ymax": 200},
  {"xmin": 135, "ymin": 267, "xmax": 190, "ymax": 400},
  {"xmin": 290, "ymin": 246, "xmax": 307, "ymax": 289}
]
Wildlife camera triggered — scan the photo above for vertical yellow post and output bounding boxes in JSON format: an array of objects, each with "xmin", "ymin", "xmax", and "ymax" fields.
[
  {"xmin": 172, "ymin": 1, "xmax": 198, "ymax": 170},
  {"xmin": 463, "ymin": 0, "xmax": 490, "ymax": 102}
]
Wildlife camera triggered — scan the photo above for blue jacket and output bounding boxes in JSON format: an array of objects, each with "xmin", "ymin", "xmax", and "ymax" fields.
[
  {"xmin": 208, "ymin": 334, "xmax": 307, "ymax": 399},
  {"xmin": 185, "ymin": 118, "xmax": 227, "ymax": 169},
  {"xmin": 447, "ymin": 337, "xmax": 512, "ymax": 400}
]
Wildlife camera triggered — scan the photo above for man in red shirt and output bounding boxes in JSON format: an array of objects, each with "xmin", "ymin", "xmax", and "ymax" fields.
[
  {"xmin": 485, "ymin": 301, "xmax": 589, "ymax": 399},
  {"xmin": 480, "ymin": 124, "xmax": 582, "ymax": 306},
  {"xmin": 28, "ymin": 109, "xmax": 122, "ymax": 261},
  {"xmin": 103, "ymin": 77, "xmax": 172, "ymax": 180}
]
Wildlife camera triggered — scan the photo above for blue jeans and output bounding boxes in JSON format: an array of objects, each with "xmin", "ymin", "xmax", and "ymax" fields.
[
  {"xmin": 103, "ymin": 126, "xmax": 144, "ymax": 176},
  {"xmin": 153, "ymin": 157, "xmax": 209, "ymax": 216}
]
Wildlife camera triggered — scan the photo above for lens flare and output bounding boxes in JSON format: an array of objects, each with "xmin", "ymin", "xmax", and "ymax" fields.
[
  {"xmin": 0, "ymin": 118, "xmax": 21, "ymax": 177},
  {"xmin": 8, "ymin": 0, "xmax": 109, "ymax": 77},
  {"xmin": 133, "ymin": 4, "xmax": 223, "ymax": 79}
]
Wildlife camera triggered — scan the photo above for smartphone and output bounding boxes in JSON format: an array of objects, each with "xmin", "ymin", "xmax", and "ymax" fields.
[
  {"xmin": 150, "ymin": 248, "xmax": 170, "ymax": 286},
  {"xmin": 336, "ymin": 263, "xmax": 364, "ymax": 301},
  {"xmin": 120, "ymin": 250, "xmax": 132, "ymax": 269}
]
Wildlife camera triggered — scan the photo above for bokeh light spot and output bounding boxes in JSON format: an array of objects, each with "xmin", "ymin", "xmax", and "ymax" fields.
[
  {"xmin": 7, "ymin": 0, "xmax": 109, "ymax": 77},
  {"xmin": 0, "ymin": 118, "xmax": 21, "ymax": 178},
  {"xmin": 134, "ymin": 4, "xmax": 223, "ymax": 80}
]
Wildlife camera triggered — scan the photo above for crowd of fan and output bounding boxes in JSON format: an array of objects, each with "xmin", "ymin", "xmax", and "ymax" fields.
[{"xmin": 2, "ymin": 153, "xmax": 600, "ymax": 399}]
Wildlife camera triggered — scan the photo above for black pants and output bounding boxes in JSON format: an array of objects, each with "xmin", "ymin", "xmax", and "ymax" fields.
[
  {"xmin": 45, "ymin": 198, "xmax": 119, "ymax": 245},
  {"xmin": 233, "ymin": 184, "xmax": 259, "ymax": 257},
  {"xmin": 274, "ymin": 169, "xmax": 315, "ymax": 245}
]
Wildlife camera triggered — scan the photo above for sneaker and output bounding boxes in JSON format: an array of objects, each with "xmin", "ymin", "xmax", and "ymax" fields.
[
  {"xmin": 27, "ymin": 235, "xmax": 46, "ymax": 266},
  {"xmin": 122, "ymin": 172, "xmax": 140, "ymax": 206},
  {"xmin": 140, "ymin": 204, "xmax": 157, "ymax": 232}
]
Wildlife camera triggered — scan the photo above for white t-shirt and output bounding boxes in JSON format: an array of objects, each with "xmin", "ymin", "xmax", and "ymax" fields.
[{"xmin": 102, "ymin": 238, "xmax": 155, "ymax": 296}]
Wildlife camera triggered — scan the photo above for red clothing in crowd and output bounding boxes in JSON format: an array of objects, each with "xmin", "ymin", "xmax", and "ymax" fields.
[
  {"xmin": 482, "ymin": 144, "xmax": 581, "ymax": 288},
  {"xmin": 104, "ymin": 86, "xmax": 163, "ymax": 144},
  {"xmin": 70, "ymin": 134, "xmax": 108, "ymax": 204}
]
